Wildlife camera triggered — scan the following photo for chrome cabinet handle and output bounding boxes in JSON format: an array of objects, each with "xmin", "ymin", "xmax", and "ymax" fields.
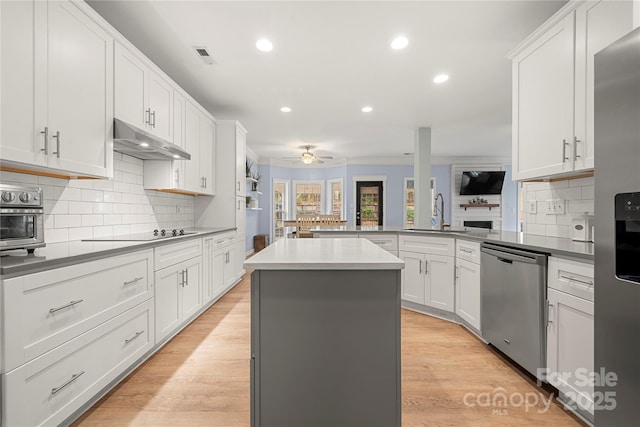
[
  {"xmin": 145, "ymin": 108, "xmax": 151, "ymax": 125},
  {"xmin": 204, "ymin": 177, "xmax": 207, "ymax": 188},
  {"xmin": 51, "ymin": 371, "xmax": 85, "ymax": 395},
  {"xmin": 455, "ymin": 266, "xmax": 459, "ymax": 280},
  {"xmin": 179, "ymin": 269, "xmax": 184, "ymax": 287},
  {"xmin": 419, "ymin": 259, "xmax": 422, "ymax": 274},
  {"xmin": 123, "ymin": 276, "xmax": 143, "ymax": 287},
  {"xmin": 216, "ymin": 239, "xmax": 224, "ymax": 244},
  {"xmin": 547, "ymin": 302, "xmax": 554, "ymax": 325},
  {"xmin": 49, "ymin": 299, "xmax": 83, "ymax": 314},
  {"xmin": 40, "ymin": 127, "xmax": 49, "ymax": 154},
  {"xmin": 425, "ymin": 261, "xmax": 428, "ymax": 275},
  {"xmin": 560, "ymin": 275, "xmax": 594, "ymax": 287},
  {"xmin": 151, "ymin": 110, "xmax": 156, "ymax": 128},
  {"xmin": 237, "ymin": 181, "xmax": 241, "ymax": 192},
  {"xmin": 52, "ymin": 131, "xmax": 61, "ymax": 158},
  {"xmin": 460, "ymin": 248, "xmax": 473, "ymax": 254},
  {"xmin": 562, "ymin": 139, "xmax": 569, "ymax": 162},
  {"xmin": 185, "ymin": 268, "xmax": 189, "ymax": 285},
  {"xmin": 175, "ymin": 169, "xmax": 180, "ymax": 186},
  {"xmin": 574, "ymin": 136, "xmax": 581, "ymax": 159},
  {"xmin": 124, "ymin": 330, "xmax": 144, "ymax": 344}
]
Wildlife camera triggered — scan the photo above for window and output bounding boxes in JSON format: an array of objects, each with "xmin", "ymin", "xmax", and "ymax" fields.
[
  {"xmin": 273, "ymin": 179, "xmax": 290, "ymax": 241},
  {"xmin": 404, "ymin": 178, "xmax": 414, "ymax": 228},
  {"xmin": 327, "ymin": 178, "xmax": 344, "ymax": 219},
  {"xmin": 403, "ymin": 177, "xmax": 437, "ymax": 228},
  {"xmin": 293, "ymin": 180, "xmax": 324, "ymax": 217}
]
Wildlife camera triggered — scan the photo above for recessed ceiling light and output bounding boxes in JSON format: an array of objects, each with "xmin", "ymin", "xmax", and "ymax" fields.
[
  {"xmin": 391, "ymin": 36, "xmax": 409, "ymax": 50},
  {"xmin": 433, "ymin": 74, "xmax": 449, "ymax": 84},
  {"xmin": 256, "ymin": 38, "xmax": 273, "ymax": 52},
  {"xmin": 361, "ymin": 106, "xmax": 373, "ymax": 113},
  {"xmin": 280, "ymin": 106, "xmax": 292, "ymax": 113},
  {"xmin": 139, "ymin": 142, "xmax": 149, "ymax": 148}
]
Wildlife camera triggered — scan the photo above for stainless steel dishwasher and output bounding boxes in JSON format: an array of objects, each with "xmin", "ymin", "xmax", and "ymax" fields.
[{"xmin": 481, "ymin": 242, "xmax": 548, "ymax": 380}]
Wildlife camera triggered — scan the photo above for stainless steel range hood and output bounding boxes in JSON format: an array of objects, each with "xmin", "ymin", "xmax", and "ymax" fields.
[{"xmin": 113, "ymin": 118, "xmax": 191, "ymax": 161}]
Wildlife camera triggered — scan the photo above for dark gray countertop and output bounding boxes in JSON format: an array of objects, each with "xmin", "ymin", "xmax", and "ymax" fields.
[
  {"xmin": 312, "ymin": 226, "xmax": 594, "ymax": 261},
  {"xmin": 0, "ymin": 227, "xmax": 236, "ymax": 278}
]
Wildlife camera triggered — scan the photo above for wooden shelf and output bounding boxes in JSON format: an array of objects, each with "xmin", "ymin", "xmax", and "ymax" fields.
[
  {"xmin": 460, "ymin": 203, "xmax": 500, "ymax": 211},
  {"xmin": 248, "ymin": 207, "xmax": 263, "ymax": 211}
]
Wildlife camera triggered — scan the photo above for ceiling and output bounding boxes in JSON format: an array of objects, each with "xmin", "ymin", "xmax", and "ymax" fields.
[{"xmin": 88, "ymin": 0, "xmax": 567, "ymax": 165}]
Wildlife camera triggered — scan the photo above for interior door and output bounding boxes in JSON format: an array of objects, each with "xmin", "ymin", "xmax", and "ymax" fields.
[{"xmin": 356, "ymin": 181, "xmax": 383, "ymax": 226}]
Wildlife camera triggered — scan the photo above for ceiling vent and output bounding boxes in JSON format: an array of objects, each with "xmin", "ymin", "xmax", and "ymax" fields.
[{"xmin": 192, "ymin": 46, "xmax": 215, "ymax": 65}]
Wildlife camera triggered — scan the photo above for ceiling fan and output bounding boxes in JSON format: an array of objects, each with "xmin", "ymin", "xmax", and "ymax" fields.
[{"xmin": 283, "ymin": 145, "xmax": 333, "ymax": 164}]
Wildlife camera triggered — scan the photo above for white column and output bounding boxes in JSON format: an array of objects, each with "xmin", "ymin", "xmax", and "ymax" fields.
[{"xmin": 414, "ymin": 127, "xmax": 431, "ymax": 229}]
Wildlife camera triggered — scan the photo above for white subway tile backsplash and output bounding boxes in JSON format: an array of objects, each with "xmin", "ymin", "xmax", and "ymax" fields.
[
  {"xmin": 68, "ymin": 201, "xmax": 93, "ymax": 214},
  {"xmin": 5, "ymin": 153, "xmax": 194, "ymax": 243},
  {"xmin": 55, "ymin": 214, "xmax": 81, "ymax": 228},
  {"xmin": 81, "ymin": 189, "xmax": 103, "ymax": 203},
  {"xmin": 524, "ymin": 177, "xmax": 594, "ymax": 238},
  {"xmin": 81, "ymin": 215, "xmax": 104, "ymax": 227}
]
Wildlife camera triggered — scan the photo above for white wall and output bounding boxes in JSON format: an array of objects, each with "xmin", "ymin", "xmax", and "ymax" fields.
[
  {"xmin": 523, "ymin": 176, "xmax": 594, "ymax": 238},
  {"xmin": 1, "ymin": 153, "xmax": 194, "ymax": 243}
]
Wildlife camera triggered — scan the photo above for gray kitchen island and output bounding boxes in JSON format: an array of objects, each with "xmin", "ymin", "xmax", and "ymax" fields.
[{"xmin": 244, "ymin": 238, "xmax": 404, "ymax": 427}]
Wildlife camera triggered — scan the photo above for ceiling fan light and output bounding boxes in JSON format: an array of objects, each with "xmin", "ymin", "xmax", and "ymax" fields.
[{"xmin": 301, "ymin": 152, "xmax": 314, "ymax": 164}]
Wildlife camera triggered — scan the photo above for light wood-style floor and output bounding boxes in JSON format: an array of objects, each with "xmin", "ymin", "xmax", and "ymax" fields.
[{"xmin": 73, "ymin": 273, "xmax": 585, "ymax": 427}]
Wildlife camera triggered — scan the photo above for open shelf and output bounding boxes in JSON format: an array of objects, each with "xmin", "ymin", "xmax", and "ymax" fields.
[
  {"xmin": 248, "ymin": 207, "xmax": 263, "ymax": 211},
  {"xmin": 246, "ymin": 177, "xmax": 258, "ymax": 183},
  {"xmin": 459, "ymin": 203, "xmax": 500, "ymax": 211}
]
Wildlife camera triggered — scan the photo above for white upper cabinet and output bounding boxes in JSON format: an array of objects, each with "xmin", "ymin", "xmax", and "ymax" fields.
[
  {"xmin": 1, "ymin": 0, "xmax": 113, "ymax": 178},
  {"xmin": 200, "ymin": 116, "xmax": 216, "ymax": 195},
  {"xmin": 509, "ymin": 0, "xmax": 633, "ymax": 181},
  {"xmin": 236, "ymin": 127, "xmax": 247, "ymax": 197},
  {"xmin": 114, "ymin": 42, "xmax": 173, "ymax": 142}
]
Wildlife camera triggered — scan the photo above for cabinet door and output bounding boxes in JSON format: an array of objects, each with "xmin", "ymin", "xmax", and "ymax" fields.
[
  {"xmin": 184, "ymin": 101, "xmax": 201, "ymax": 192},
  {"xmin": 202, "ymin": 238, "xmax": 213, "ymax": 303},
  {"xmin": 47, "ymin": 0, "xmax": 113, "ymax": 177},
  {"xmin": 235, "ymin": 238, "xmax": 246, "ymax": 280},
  {"xmin": 181, "ymin": 258, "xmax": 202, "ymax": 321},
  {"xmin": 172, "ymin": 91, "xmax": 186, "ymax": 190},
  {"xmin": 236, "ymin": 126, "xmax": 247, "ymax": 196},
  {"xmin": 199, "ymin": 116, "xmax": 215, "ymax": 195},
  {"xmin": 236, "ymin": 196, "xmax": 246, "ymax": 237},
  {"xmin": 574, "ymin": 0, "xmax": 634, "ymax": 171},
  {"xmin": 114, "ymin": 43, "xmax": 147, "ymax": 129},
  {"xmin": 513, "ymin": 13, "xmax": 575, "ymax": 180},
  {"xmin": 0, "ymin": 0, "xmax": 46, "ymax": 166},
  {"xmin": 399, "ymin": 251, "xmax": 424, "ymax": 304},
  {"xmin": 425, "ymin": 254, "xmax": 455, "ymax": 312},
  {"xmin": 154, "ymin": 266, "xmax": 181, "ymax": 343},
  {"xmin": 547, "ymin": 288, "xmax": 594, "ymax": 414},
  {"xmin": 224, "ymin": 246, "xmax": 237, "ymax": 288},
  {"xmin": 212, "ymin": 248, "xmax": 226, "ymax": 298},
  {"xmin": 455, "ymin": 259, "xmax": 481, "ymax": 330},
  {"xmin": 148, "ymin": 71, "xmax": 173, "ymax": 142}
]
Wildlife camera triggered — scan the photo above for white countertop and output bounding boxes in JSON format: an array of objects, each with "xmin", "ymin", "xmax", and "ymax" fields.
[{"xmin": 244, "ymin": 238, "xmax": 405, "ymax": 270}]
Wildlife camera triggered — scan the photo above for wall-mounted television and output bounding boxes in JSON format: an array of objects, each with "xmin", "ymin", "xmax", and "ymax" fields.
[{"xmin": 459, "ymin": 171, "xmax": 506, "ymax": 195}]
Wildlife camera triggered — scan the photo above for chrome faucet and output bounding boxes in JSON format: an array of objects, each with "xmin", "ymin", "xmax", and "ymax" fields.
[{"xmin": 433, "ymin": 192, "xmax": 450, "ymax": 231}]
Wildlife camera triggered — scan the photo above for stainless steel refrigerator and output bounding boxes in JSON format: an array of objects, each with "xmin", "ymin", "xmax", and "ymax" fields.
[{"xmin": 594, "ymin": 26, "xmax": 640, "ymax": 426}]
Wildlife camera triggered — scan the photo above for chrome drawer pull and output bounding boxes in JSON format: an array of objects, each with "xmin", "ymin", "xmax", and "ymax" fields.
[
  {"xmin": 560, "ymin": 275, "xmax": 594, "ymax": 287},
  {"xmin": 49, "ymin": 299, "xmax": 84, "ymax": 314},
  {"xmin": 216, "ymin": 239, "xmax": 225, "ymax": 244},
  {"xmin": 51, "ymin": 371, "xmax": 85, "ymax": 395},
  {"xmin": 40, "ymin": 127, "xmax": 49, "ymax": 154},
  {"xmin": 370, "ymin": 241, "xmax": 386, "ymax": 245},
  {"xmin": 123, "ymin": 277, "xmax": 143, "ymax": 286},
  {"xmin": 460, "ymin": 248, "xmax": 473, "ymax": 253},
  {"xmin": 125, "ymin": 330, "xmax": 145, "ymax": 344}
]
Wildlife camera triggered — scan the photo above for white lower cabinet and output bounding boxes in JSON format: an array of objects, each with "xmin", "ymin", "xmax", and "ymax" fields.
[
  {"xmin": 3, "ymin": 299, "xmax": 154, "ymax": 427},
  {"xmin": 455, "ymin": 258, "xmax": 481, "ymax": 330},
  {"xmin": 154, "ymin": 256, "xmax": 201, "ymax": 344},
  {"xmin": 546, "ymin": 256, "xmax": 594, "ymax": 417},
  {"xmin": 202, "ymin": 233, "xmax": 240, "ymax": 306},
  {"xmin": 399, "ymin": 250, "xmax": 455, "ymax": 312},
  {"xmin": 455, "ymin": 240, "xmax": 482, "ymax": 331}
]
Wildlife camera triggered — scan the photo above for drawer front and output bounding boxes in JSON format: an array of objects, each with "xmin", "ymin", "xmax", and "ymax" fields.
[
  {"xmin": 399, "ymin": 235, "xmax": 454, "ymax": 257},
  {"xmin": 212, "ymin": 232, "xmax": 236, "ymax": 251},
  {"xmin": 456, "ymin": 239, "xmax": 481, "ymax": 264},
  {"xmin": 154, "ymin": 238, "xmax": 203, "ymax": 270},
  {"xmin": 360, "ymin": 234, "xmax": 398, "ymax": 252},
  {"xmin": 3, "ymin": 250, "xmax": 153, "ymax": 373},
  {"xmin": 4, "ymin": 300, "xmax": 154, "ymax": 427},
  {"xmin": 548, "ymin": 256, "xmax": 594, "ymax": 301}
]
